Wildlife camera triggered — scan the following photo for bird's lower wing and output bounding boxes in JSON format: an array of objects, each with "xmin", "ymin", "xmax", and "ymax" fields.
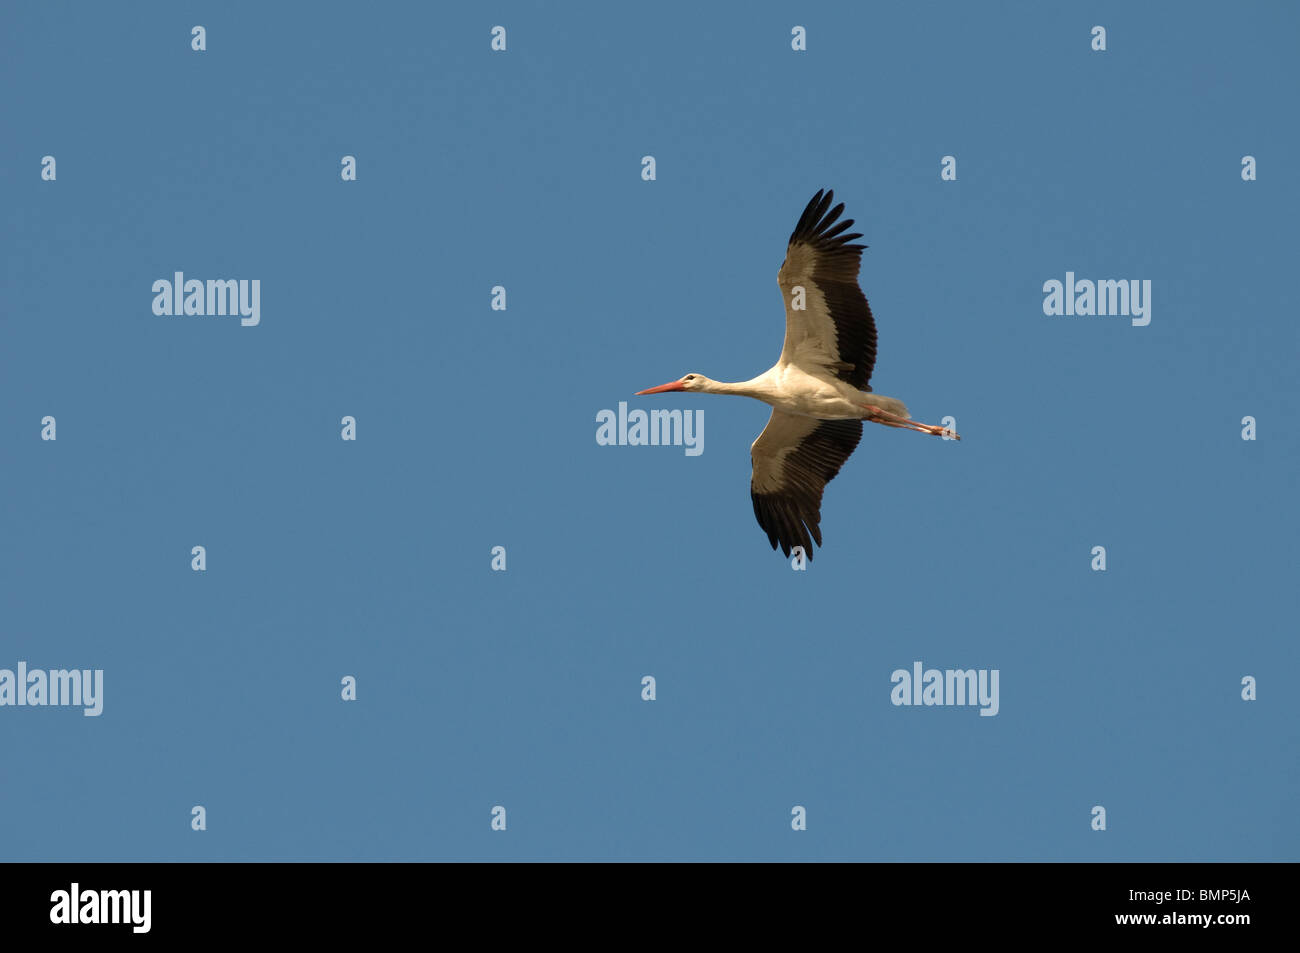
[{"xmin": 750, "ymin": 410, "xmax": 863, "ymax": 559}]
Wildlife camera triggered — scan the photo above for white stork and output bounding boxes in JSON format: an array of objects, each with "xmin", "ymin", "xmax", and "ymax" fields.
[{"xmin": 636, "ymin": 188, "xmax": 959, "ymax": 560}]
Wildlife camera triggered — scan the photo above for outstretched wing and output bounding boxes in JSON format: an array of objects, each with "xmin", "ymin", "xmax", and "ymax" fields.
[
  {"xmin": 776, "ymin": 189, "xmax": 877, "ymax": 391},
  {"xmin": 750, "ymin": 410, "xmax": 863, "ymax": 559}
]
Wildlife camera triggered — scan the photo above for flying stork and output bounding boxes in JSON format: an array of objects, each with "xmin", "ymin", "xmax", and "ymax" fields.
[{"xmin": 636, "ymin": 188, "xmax": 959, "ymax": 560}]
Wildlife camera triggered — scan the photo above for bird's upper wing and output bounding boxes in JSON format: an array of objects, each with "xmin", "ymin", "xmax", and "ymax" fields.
[
  {"xmin": 750, "ymin": 409, "xmax": 863, "ymax": 559},
  {"xmin": 776, "ymin": 189, "xmax": 877, "ymax": 391}
]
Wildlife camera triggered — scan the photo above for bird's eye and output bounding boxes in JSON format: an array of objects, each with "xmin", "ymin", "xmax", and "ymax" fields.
[{"xmin": 684, "ymin": 375, "xmax": 695, "ymax": 381}]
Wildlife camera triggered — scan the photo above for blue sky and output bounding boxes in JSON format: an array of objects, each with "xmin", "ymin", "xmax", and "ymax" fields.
[{"xmin": 1, "ymin": 1, "xmax": 1296, "ymax": 861}]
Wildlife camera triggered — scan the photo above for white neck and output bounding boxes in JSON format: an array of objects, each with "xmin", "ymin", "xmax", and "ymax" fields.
[{"xmin": 702, "ymin": 374, "xmax": 773, "ymax": 401}]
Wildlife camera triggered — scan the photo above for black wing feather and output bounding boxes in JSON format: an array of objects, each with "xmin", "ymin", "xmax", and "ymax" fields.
[
  {"xmin": 785, "ymin": 189, "xmax": 878, "ymax": 390},
  {"xmin": 750, "ymin": 416, "xmax": 863, "ymax": 560}
]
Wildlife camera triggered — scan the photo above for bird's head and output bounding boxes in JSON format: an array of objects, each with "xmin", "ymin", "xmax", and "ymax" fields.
[{"xmin": 635, "ymin": 373, "xmax": 709, "ymax": 395}]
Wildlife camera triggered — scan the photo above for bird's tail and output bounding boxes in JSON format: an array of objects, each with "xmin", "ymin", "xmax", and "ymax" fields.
[{"xmin": 865, "ymin": 395, "xmax": 910, "ymax": 419}]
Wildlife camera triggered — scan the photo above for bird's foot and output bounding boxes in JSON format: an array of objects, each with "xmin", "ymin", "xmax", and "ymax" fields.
[
  {"xmin": 918, "ymin": 420, "xmax": 959, "ymax": 439},
  {"xmin": 860, "ymin": 404, "xmax": 959, "ymax": 440}
]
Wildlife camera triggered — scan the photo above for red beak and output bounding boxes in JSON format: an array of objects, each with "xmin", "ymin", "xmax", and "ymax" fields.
[{"xmin": 635, "ymin": 380, "xmax": 686, "ymax": 396}]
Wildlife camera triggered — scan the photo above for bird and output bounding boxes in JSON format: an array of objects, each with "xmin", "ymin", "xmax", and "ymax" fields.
[{"xmin": 635, "ymin": 188, "xmax": 959, "ymax": 560}]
